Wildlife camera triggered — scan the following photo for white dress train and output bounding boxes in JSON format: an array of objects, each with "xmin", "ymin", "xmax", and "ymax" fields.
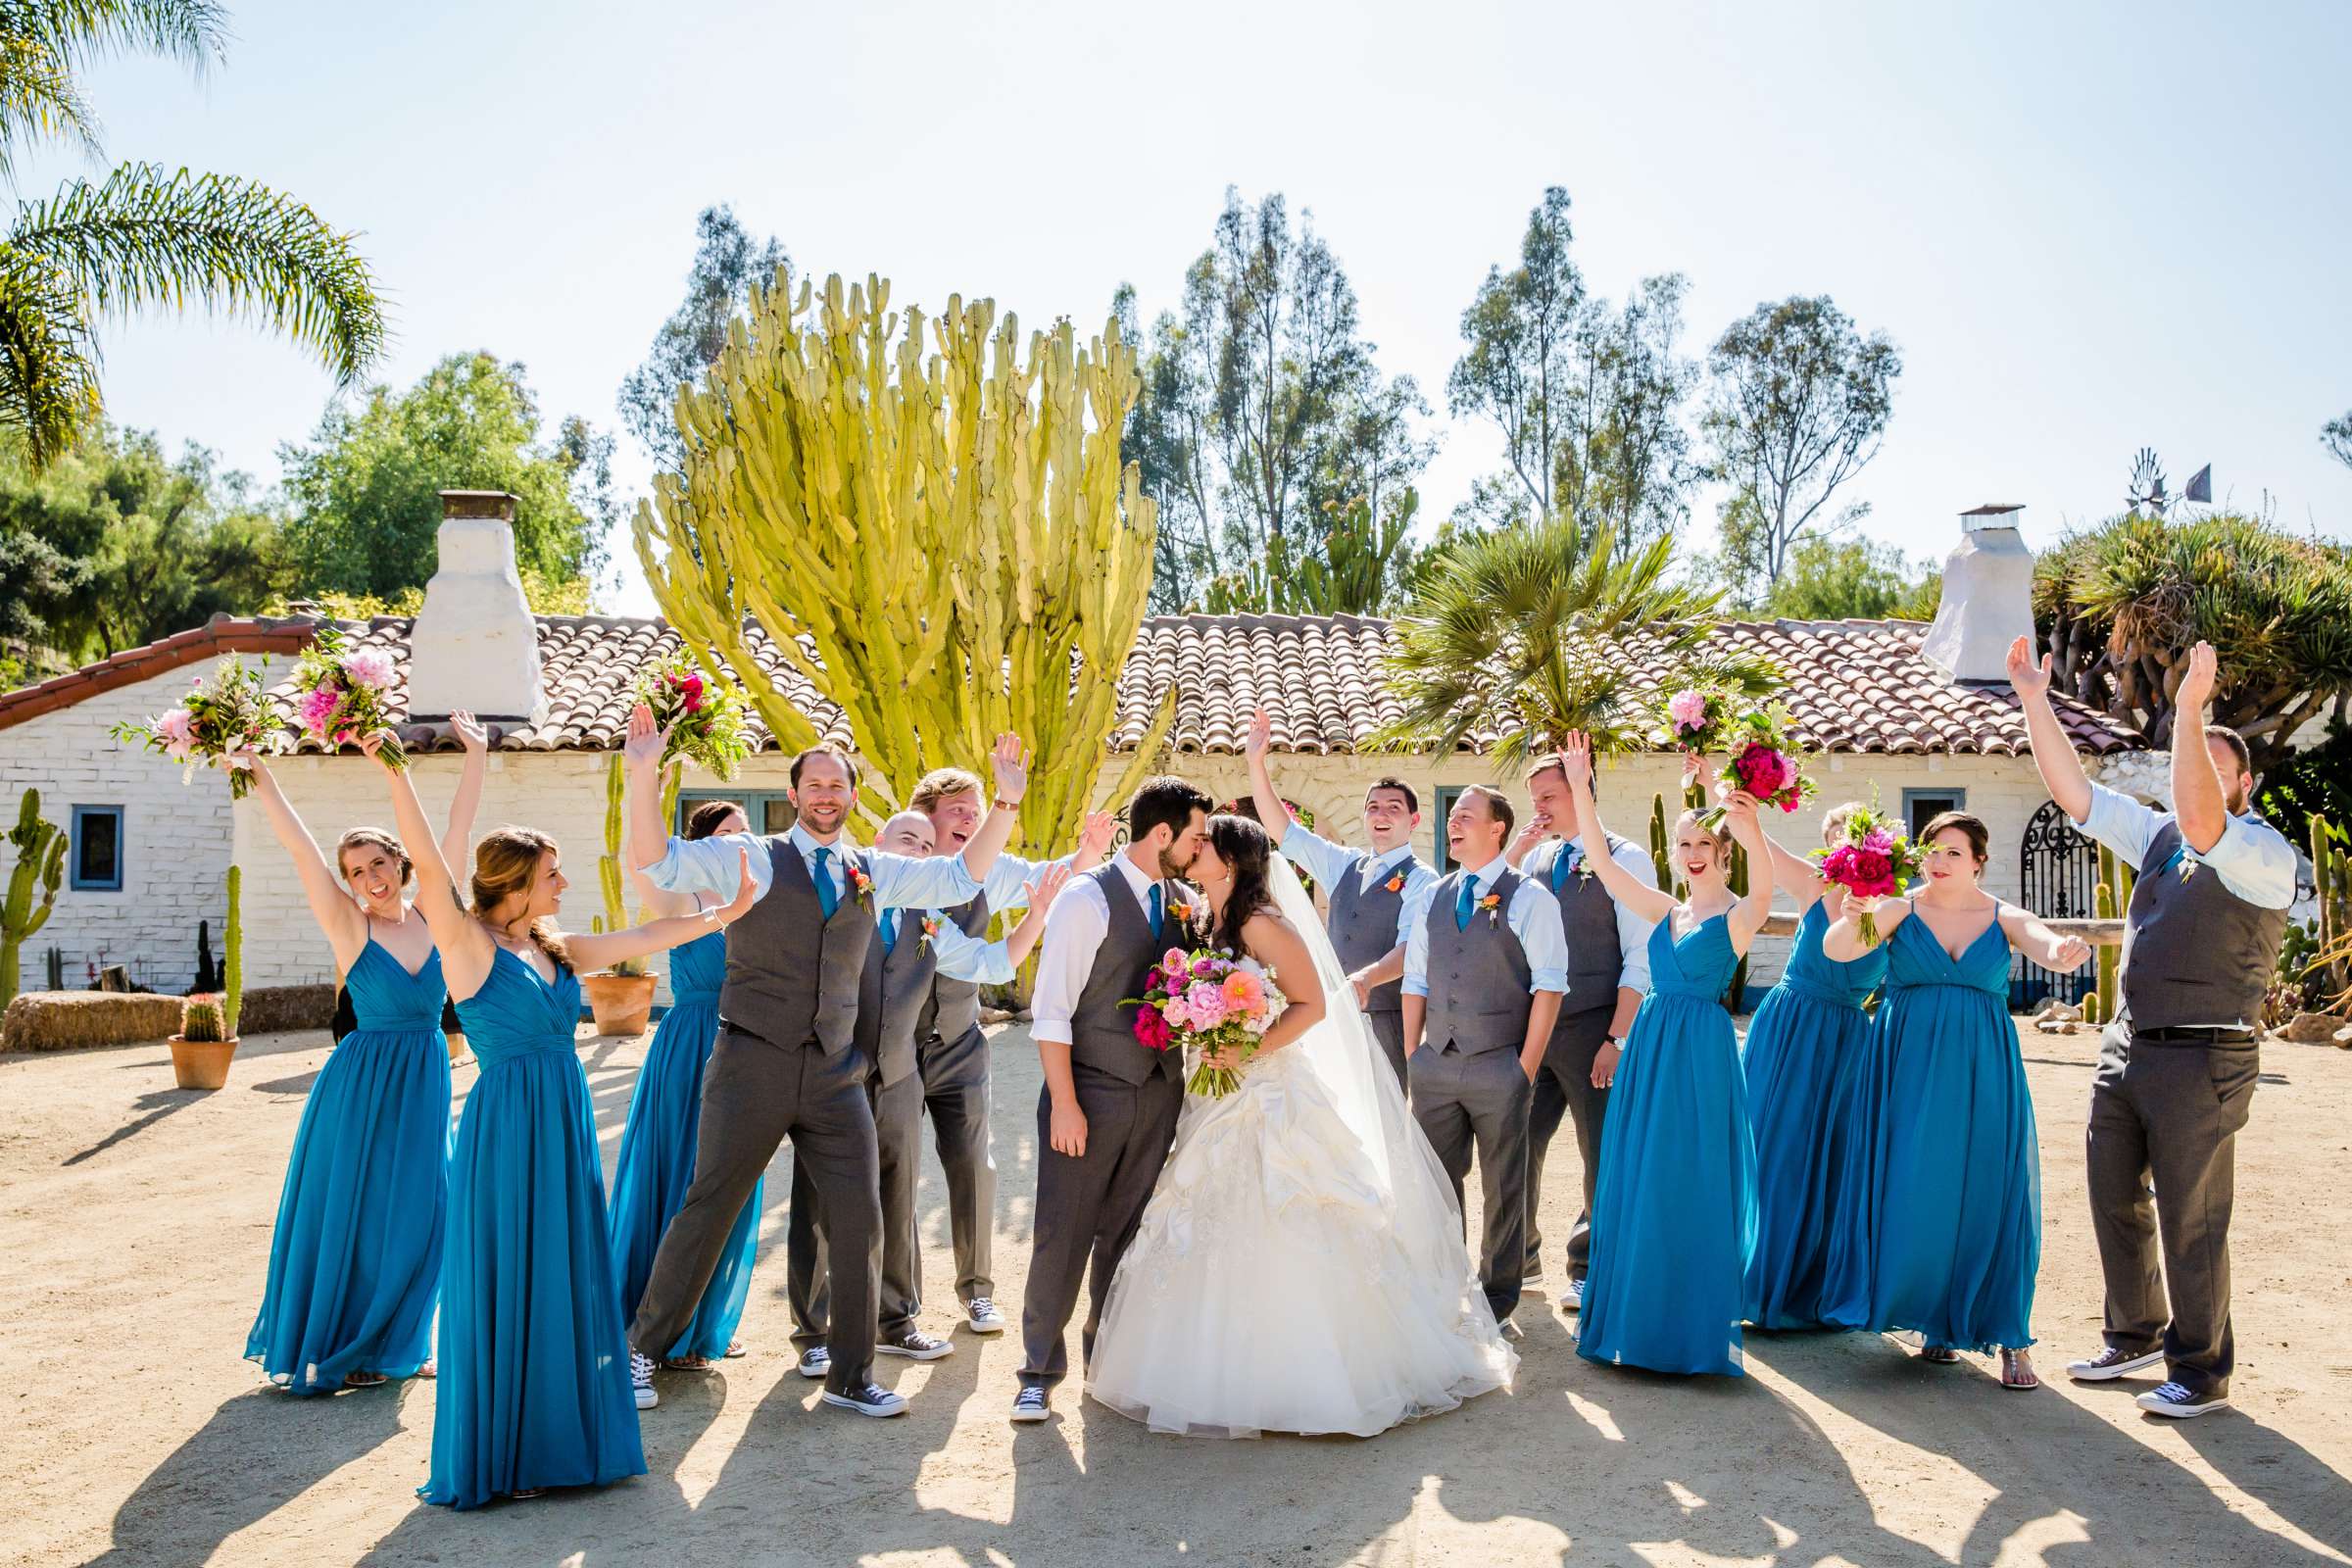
[{"xmin": 1086, "ymin": 860, "xmax": 1517, "ymax": 1438}]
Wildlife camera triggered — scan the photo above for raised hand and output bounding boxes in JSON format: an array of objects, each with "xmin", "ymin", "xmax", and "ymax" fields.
[
  {"xmin": 2005, "ymin": 634, "xmax": 2052, "ymax": 698},
  {"xmin": 1025, "ymin": 861, "xmax": 1074, "ymax": 913},
  {"xmin": 621, "ymin": 702, "xmax": 671, "ymax": 771},
  {"xmin": 714, "ymin": 849, "xmax": 760, "ymax": 925},
  {"xmin": 1557, "ymin": 731, "xmax": 1594, "ymax": 786},
  {"xmin": 451, "ymin": 709, "xmax": 489, "ymax": 754},
  {"xmin": 358, "ymin": 728, "xmax": 403, "ymax": 772},
  {"xmin": 1681, "ymin": 750, "xmax": 1705, "ymax": 790},
  {"xmin": 1078, "ymin": 809, "xmax": 1116, "ymax": 862},
  {"xmin": 2177, "ymin": 640, "xmax": 2219, "ymax": 710},
  {"xmin": 989, "ymin": 733, "xmax": 1032, "ymax": 807},
  {"xmin": 1508, "ymin": 815, "xmax": 1549, "ymax": 863},
  {"xmin": 1246, "ymin": 707, "xmax": 1272, "ymax": 762}
]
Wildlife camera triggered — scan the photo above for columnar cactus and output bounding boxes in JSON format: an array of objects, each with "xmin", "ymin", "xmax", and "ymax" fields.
[
  {"xmin": 1648, "ymin": 793, "xmax": 1675, "ymax": 895},
  {"xmin": 222, "ymin": 863, "xmax": 243, "ymax": 1039},
  {"xmin": 600, "ymin": 751, "xmax": 628, "ymax": 937},
  {"xmin": 2, "ymin": 788, "xmax": 67, "ymax": 1009},
  {"xmin": 2311, "ymin": 814, "xmax": 2349, "ymax": 999}
]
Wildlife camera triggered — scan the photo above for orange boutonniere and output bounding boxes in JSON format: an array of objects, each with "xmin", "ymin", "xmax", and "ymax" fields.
[
  {"xmin": 845, "ymin": 862, "xmax": 874, "ymax": 906},
  {"xmin": 1478, "ymin": 892, "xmax": 1502, "ymax": 927},
  {"xmin": 916, "ymin": 913, "xmax": 941, "ymax": 954},
  {"xmin": 1168, "ymin": 900, "xmax": 1194, "ymax": 927},
  {"xmin": 1384, "ymin": 872, "xmax": 1406, "ymax": 895}
]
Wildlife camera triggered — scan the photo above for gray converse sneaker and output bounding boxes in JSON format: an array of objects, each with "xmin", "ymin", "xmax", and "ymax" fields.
[
  {"xmin": 878, "ymin": 1328, "xmax": 953, "ymax": 1361},
  {"xmin": 2067, "ymin": 1345, "xmax": 2165, "ymax": 1382},
  {"xmin": 963, "ymin": 1298, "xmax": 1007, "ymax": 1334},
  {"xmin": 630, "ymin": 1350, "xmax": 659, "ymax": 1411},
  {"xmin": 821, "ymin": 1381, "xmax": 908, "ymax": 1418},
  {"xmin": 1009, "ymin": 1386, "xmax": 1050, "ymax": 1424},
  {"xmin": 2137, "ymin": 1381, "xmax": 2230, "ymax": 1419},
  {"xmin": 796, "ymin": 1346, "xmax": 830, "ymax": 1381}
]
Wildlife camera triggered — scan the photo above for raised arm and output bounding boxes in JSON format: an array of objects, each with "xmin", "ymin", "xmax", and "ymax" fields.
[
  {"xmin": 1721, "ymin": 793, "xmax": 1777, "ymax": 955},
  {"xmin": 1998, "ymin": 901, "xmax": 2094, "ymax": 974},
  {"xmin": 363, "ymin": 731, "xmax": 494, "ymax": 997},
  {"xmin": 2169, "ymin": 641, "xmax": 2229, "ymax": 856},
  {"xmin": 621, "ymin": 704, "xmax": 674, "ymax": 873},
  {"xmin": 1244, "ymin": 709, "xmax": 1293, "ymax": 833},
  {"xmin": 570, "ymin": 849, "xmax": 758, "ymax": 972},
  {"xmin": 999, "ymin": 863, "xmax": 1072, "ymax": 969},
  {"xmin": 437, "ymin": 710, "xmax": 489, "ymax": 881},
  {"xmin": 943, "ymin": 734, "xmax": 1030, "ymax": 890},
  {"xmin": 237, "ymin": 753, "xmax": 368, "ymax": 969},
  {"xmin": 623, "ymin": 747, "xmax": 699, "ymax": 919},
  {"xmin": 1759, "ymin": 831, "xmax": 1829, "ymax": 909},
  {"xmin": 1822, "ymin": 894, "xmax": 1914, "ymax": 961},
  {"xmin": 1559, "ymin": 732, "xmax": 1680, "ymax": 925},
  {"xmin": 2007, "ymin": 635, "xmax": 2094, "ymax": 823}
]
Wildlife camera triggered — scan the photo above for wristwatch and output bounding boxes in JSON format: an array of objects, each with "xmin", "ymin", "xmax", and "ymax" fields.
[
  {"xmin": 1603, "ymin": 1034, "xmax": 1627, "ymax": 1050},
  {"xmin": 993, "ymin": 798, "xmax": 1017, "ymax": 810}
]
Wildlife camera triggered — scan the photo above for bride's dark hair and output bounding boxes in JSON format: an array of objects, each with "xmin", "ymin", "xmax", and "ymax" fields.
[{"xmin": 1203, "ymin": 812, "xmax": 1278, "ymax": 956}]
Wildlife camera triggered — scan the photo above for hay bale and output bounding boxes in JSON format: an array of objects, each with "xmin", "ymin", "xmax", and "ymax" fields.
[
  {"xmin": 1, "ymin": 992, "xmax": 182, "ymax": 1053},
  {"xmin": 235, "ymin": 984, "xmax": 335, "ymax": 1036}
]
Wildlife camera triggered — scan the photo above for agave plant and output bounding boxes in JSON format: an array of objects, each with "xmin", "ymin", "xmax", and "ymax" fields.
[
  {"xmin": 1373, "ymin": 515, "xmax": 1779, "ymax": 766},
  {"xmin": 0, "ymin": 2, "xmax": 386, "ymax": 466}
]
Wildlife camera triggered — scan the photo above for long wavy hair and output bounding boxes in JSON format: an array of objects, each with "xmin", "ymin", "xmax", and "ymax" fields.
[
  {"xmin": 469, "ymin": 827, "xmax": 570, "ymax": 970},
  {"xmin": 1203, "ymin": 812, "xmax": 1278, "ymax": 956}
]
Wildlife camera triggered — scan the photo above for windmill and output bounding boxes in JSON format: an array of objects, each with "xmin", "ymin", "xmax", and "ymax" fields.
[{"xmin": 2125, "ymin": 447, "xmax": 2212, "ymax": 515}]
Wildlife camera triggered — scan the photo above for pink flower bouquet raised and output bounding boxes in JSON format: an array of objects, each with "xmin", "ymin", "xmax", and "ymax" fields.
[
  {"xmin": 1810, "ymin": 795, "xmax": 1923, "ymax": 948},
  {"xmin": 109, "ymin": 654, "xmax": 277, "ymax": 799},
  {"xmin": 290, "ymin": 625, "xmax": 406, "ymax": 769},
  {"xmin": 1127, "ymin": 946, "xmax": 1285, "ymax": 1099},
  {"xmin": 635, "ymin": 653, "xmax": 750, "ymax": 781},
  {"xmin": 1706, "ymin": 702, "xmax": 1816, "ymax": 825},
  {"xmin": 1661, "ymin": 685, "xmax": 1734, "ymax": 754}
]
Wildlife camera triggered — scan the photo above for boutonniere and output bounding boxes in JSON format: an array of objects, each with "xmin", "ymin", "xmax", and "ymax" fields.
[
  {"xmin": 1479, "ymin": 892, "xmax": 1503, "ymax": 927},
  {"xmin": 845, "ymin": 862, "xmax": 874, "ymax": 906},
  {"xmin": 1168, "ymin": 898, "xmax": 1194, "ymax": 926},
  {"xmin": 916, "ymin": 913, "xmax": 940, "ymax": 954},
  {"xmin": 2178, "ymin": 858, "xmax": 2200, "ymax": 883},
  {"xmin": 1562, "ymin": 845, "xmax": 1592, "ymax": 883},
  {"xmin": 1383, "ymin": 871, "xmax": 1406, "ymax": 895}
]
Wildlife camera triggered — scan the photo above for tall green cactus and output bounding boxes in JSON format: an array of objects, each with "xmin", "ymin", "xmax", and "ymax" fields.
[
  {"xmin": 2084, "ymin": 843, "xmax": 2128, "ymax": 1024},
  {"xmin": 600, "ymin": 752, "xmax": 628, "ymax": 934},
  {"xmin": 1648, "ymin": 794, "xmax": 1674, "ymax": 893},
  {"xmin": 222, "ymin": 862, "xmax": 243, "ymax": 1039},
  {"xmin": 2, "ymin": 788, "xmax": 67, "ymax": 1008},
  {"xmin": 2311, "ymin": 813, "xmax": 2350, "ymax": 998}
]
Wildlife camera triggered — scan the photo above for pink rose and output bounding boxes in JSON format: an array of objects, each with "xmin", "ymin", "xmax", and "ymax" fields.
[{"xmin": 343, "ymin": 648, "xmax": 397, "ymax": 690}]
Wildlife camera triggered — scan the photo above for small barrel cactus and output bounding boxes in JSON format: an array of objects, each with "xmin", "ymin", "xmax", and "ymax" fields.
[{"xmin": 180, "ymin": 993, "xmax": 228, "ymax": 1043}]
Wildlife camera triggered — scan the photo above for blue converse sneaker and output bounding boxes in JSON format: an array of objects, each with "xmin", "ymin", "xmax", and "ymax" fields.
[{"xmin": 2137, "ymin": 1381, "xmax": 2230, "ymax": 1419}]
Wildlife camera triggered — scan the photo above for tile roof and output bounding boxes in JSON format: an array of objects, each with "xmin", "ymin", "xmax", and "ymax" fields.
[{"xmin": 1, "ymin": 610, "xmax": 2146, "ymax": 758}]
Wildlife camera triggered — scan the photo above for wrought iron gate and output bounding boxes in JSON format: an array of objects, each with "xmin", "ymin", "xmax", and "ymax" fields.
[{"xmin": 2013, "ymin": 799, "xmax": 2099, "ymax": 1008}]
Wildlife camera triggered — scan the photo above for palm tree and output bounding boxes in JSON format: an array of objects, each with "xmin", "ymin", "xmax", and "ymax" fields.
[
  {"xmin": 0, "ymin": 2, "xmax": 386, "ymax": 466},
  {"xmin": 1374, "ymin": 515, "xmax": 1779, "ymax": 766}
]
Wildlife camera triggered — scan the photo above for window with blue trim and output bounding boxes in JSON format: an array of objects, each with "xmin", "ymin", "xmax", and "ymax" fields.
[
  {"xmin": 70, "ymin": 805, "xmax": 124, "ymax": 891},
  {"xmin": 1900, "ymin": 787, "xmax": 1967, "ymax": 841},
  {"xmin": 677, "ymin": 789, "xmax": 797, "ymax": 837},
  {"xmin": 1434, "ymin": 785, "xmax": 1468, "ymax": 873}
]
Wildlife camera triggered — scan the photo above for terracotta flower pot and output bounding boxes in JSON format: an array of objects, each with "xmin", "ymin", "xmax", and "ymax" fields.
[
  {"xmin": 581, "ymin": 972, "xmax": 657, "ymax": 1037},
  {"xmin": 168, "ymin": 1034, "xmax": 239, "ymax": 1091}
]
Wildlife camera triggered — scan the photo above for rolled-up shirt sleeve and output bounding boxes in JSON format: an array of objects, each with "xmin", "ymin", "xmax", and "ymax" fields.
[
  {"xmin": 646, "ymin": 831, "xmax": 772, "ymax": 902},
  {"xmin": 2201, "ymin": 812, "xmax": 2299, "ymax": 909},
  {"xmin": 1029, "ymin": 876, "xmax": 1109, "ymax": 1045},
  {"xmin": 1608, "ymin": 840, "xmax": 1660, "ymax": 992},
  {"xmin": 1391, "ymin": 861, "xmax": 1438, "ymax": 948},
  {"xmin": 931, "ymin": 917, "xmax": 1017, "ymax": 986},
  {"xmin": 1277, "ymin": 822, "xmax": 1358, "ymax": 890},
  {"xmin": 869, "ymin": 847, "xmax": 982, "ymax": 910},
  {"xmin": 2079, "ymin": 782, "xmax": 2163, "ymax": 867},
  {"xmin": 1509, "ymin": 882, "xmax": 1570, "ymax": 996},
  {"xmin": 1400, "ymin": 879, "xmax": 1440, "ymax": 998}
]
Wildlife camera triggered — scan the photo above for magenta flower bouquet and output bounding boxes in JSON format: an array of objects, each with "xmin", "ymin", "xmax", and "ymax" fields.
[
  {"xmin": 1128, "ymin": 947, "xmax": 1284, "ymax": 1099},
  {"xmin": 290, "ymin": 625, "xmax": 406, "ymax": 770},
  {"xmin": 635, "ymin": 653, "xmax": 750, "ymax": 781},
  {"xmin": 109, "ymin": 655, "xmax": 278, "ymax": 799},
  {"xmin": 1706, "ymin": 703, "xmax": 1816, "ymax": 824},
  {"xmin": 1810, "ymin": 796, "xmax": 1923, "ymax": 948}
]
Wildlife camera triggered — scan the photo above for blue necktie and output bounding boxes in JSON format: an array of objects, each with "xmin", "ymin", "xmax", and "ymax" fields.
[
  {"xmin": 1551, "ymin": 846, "xmax": 1573, "ymax": 892},
  {"xmin": 1148, "ymin": 883, "xmax": 1164, "ymax": 940},
  {"xmin": 1455, "ymin": 876, "xmax": 1478, "ymax": 932},
  {"xmin": 880, "ymin": 908, "xmax": 898, "ymax": 952},
  {"xmin": 813, "ymin": 846, "xmax": 838, "ymax": 919}
]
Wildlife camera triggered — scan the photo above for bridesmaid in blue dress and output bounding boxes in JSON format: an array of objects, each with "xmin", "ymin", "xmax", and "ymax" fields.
[
  {"xmin": 367, "ymin": 730, "xmax": 756, "ymax": 1508},
  {"xmin": 1824, "ymin": 810, "xmax": 2092, "ymax": 1392},
  {"xmin": 1741, "ymin": 803, "xmax": 1890, "ymax": 1331},
  {"xmin": 1555, "ymin": 733, "xmax": 1773, "ymax": 1377},
  {"xmin": 237, "ymin": 711, "xmax": 489, "ymax": 1393},
  {"xmin": 609, "ymin": 796, "xmax": 760, "ymax": 1370}
]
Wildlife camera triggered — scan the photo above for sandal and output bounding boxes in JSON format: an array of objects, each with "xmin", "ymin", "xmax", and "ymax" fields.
[
  {"xmin": 508, "ymin": 1489, "xmax": 546, "ymax": 1501},
  {"xmin": 1920, "ymin": 1346, "xmax": 1961, "ymax": 1365},
  {"xmin": 416, "ymin": 1359, "xmax": 437, "ymax": 1380},
  {"xmin": 661, "ymin": 1353, "xmax": 713, "ymax": 1371},
  {"xmin": 2000, "ymin": 1348, "xmax": 2040, "ymax": 1391},
  {"xmin": 342, "ymin": 1371, "xmax": 389, "ymax": 1388},
  {"xmin": 723, "ymin": 1341, "xmax": 747, "ymax": 1359}
]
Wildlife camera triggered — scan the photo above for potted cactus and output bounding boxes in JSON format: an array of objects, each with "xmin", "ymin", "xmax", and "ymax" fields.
[
  {"xmin": 579, "ymin": 754, "xmax": 656, "ymax": 1035},
  {"xmin": 170, "ymin": 993, "xmax": 239, "ymax": 1090}
]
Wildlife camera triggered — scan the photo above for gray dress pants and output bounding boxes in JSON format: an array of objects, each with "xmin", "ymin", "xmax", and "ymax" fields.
[{"xmin": 1408, "ymin": 1040, "xmax": 1533, "ymax": 1323}]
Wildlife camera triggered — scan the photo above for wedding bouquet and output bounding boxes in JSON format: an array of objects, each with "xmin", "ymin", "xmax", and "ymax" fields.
[
  {"xmin": 1810, "ymin": 796, "xmax": 1922, "ymax": 948},
  {"xmin": 109, "ymin": 655, "xmax": 278, "ymax": 800},
  {"xmin": 1662, "ymin": 685, "xmax": 1735, "ymax": 753},
  {"xmin": 1706, "ymin": 703, "xmax": 1816, "ymax": 824},
  {"xmin": 635, "ymin": 653, "xmax": 750, "ymax": 781},
  {"xmin": 1128, "ymin": 947, "xmax": 1285, "ymax": 1099},
  {"xmin": 290, "ymin": 625, "xmax": 406, "ymax": 770}
]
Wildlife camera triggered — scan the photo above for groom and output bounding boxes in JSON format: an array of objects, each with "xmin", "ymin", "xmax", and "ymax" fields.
[
  {"xmin": 620, "ymin": 710, "xmax": 1032, "ymax": 1419},
  {"xmin": 1010, "ymin": 775, "xmax": 1213, "ymax": 1424}
]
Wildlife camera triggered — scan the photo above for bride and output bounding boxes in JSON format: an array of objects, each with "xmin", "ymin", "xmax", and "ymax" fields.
[{"xmin": 1087, "ymin": 813, "xmax": 1518, "ymax": 1438}]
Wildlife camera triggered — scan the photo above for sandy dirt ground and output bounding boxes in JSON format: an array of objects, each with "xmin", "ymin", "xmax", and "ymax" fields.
[{"xmin": 3, "ymin": 1017, "xmax": 2349, "ymax": 1568}]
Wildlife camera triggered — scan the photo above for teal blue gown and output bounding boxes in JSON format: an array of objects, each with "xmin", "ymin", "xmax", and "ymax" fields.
[
  {"xmin": 1578, "ymin": 913, "xmax": 1759, "ymax": 1376},
  {"xmin": 1863, "ymin": 910, "xmax": 2040, "ymax": 1352},
  {"xmin": 245, "ymin": 938, "xmax": 450, "ymax": 1394},
  {"xmin": 607, "ymin": 931, "xmax": 758, "ymax": 1361},
  {"xmin": 422, "ymin": 947, "xmax": 644, "ymax": 1508},
  {"xmin": 1740, "ymin": 900, "xmax": 1887, "ymax": 1330}
]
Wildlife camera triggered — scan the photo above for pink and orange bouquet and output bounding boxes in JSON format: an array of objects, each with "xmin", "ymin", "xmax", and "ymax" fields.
[
  {"xmin": 290, "ymin": 625, "xmax": 406, "ymax": 770},
  {"xmin": 1706, "ymin": 703, "xmax": 1816, "ymax": 825},
  {"xmin": 109, "ymin": 654, "xmax": 278, "ymax": 799},
  {"xmin": 1662, "ymin": 685, "xmax": 1735, "ymax": 754},
  {"xmin": 1127, "ymin": 947, "xmax": 1286, "ymax": 1099},
  {"xmin": 1810, "ymin": 796, "xmax": 1922, "ymax": 948},
  {"xmin": 635, "ymin": 653, "xmax": 750, "ymax": 781}
]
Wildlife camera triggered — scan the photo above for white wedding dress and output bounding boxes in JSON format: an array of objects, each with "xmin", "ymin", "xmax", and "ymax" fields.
[{"xmin": 1087, "ymin": 859, "xmax": 1517, "ymax": 1438}]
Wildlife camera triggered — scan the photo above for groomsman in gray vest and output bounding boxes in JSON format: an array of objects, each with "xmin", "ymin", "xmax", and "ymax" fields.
[
  {"xmin": 1401, "ymin": 784, "xmax": 1568, "ymax": 1332},
  {"xmin": 1010, "ymin": 776, "xmax": 1213, "ymax": 1424},
  {"xmin": 1244, "ymin": 708, "xmax": 1434, "ymax": 1085},
  {"xmin": 1507, "ymin": 755, "xmax": 1658, "ymax": 1311},
  {"xmin": 2012, "ymin": 638, "xmax": 2294, "ymax": 1419},
  {"xmin": 786, "ymin": 809, "xmax": 1069, "ymax": 1378},
  {"xmin": 906, "ymin": 772, "xmax": 1114, "ymax": 1337},
  {"xmin": 618, "ymin": 708, "xmax": 1034, "ymax": 1419}
]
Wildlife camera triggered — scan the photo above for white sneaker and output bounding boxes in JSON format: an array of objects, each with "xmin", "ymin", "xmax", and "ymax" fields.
[
  {"xmin": 1009, "ymin": 1386, "xmax": 1050, "ymax": 1424},
  {"xmin": 1561, "ymin": 1277, "xmax": 1586, "ymax": 1314},
  {"xmin": 2068, "ymin": 1346, "xmax": 2165, "ymax": 1382},
  {"xmin": 629, "ymin": 1350, "xmax": 659, "ymax": 1411},
  {"xmin": 796, "ymin": 1347, "xmax": 830, "ymax": 1381},
  {"xmin": 964, "ymin": 1298, "xmax": 1007, "ymax": 1334},
  {"xmin": 821, "ymin": 1382, "xmax": 908, "ymax": 1418},
  {"xmin": 2137, "ymin": 1381, "xmax": 2231, "ymax": 1419}
]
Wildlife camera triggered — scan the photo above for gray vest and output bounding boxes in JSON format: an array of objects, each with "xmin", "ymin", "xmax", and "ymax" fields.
[
  {"xmin": 858, "ymin": 908, "xmax": 942, "ymax": 1087},
  {"xmin": 1069, "ymin": 864, "xmax": 1183, "ymax": 1086},
  {"xmin": 718, "ymin": 837, "xmax": 876, "ymax": 1061},
  {"xmin": 918, "ymin": 892, "xmax": 992, "ymax": 1048},
  {"xmin": 2120, "ymin": 817, "xmax": 2287, "ymax": 1033},
  {"xmin": 1420, "ymin": 865, "xmax": 1536, "ymax": 1055},
  {"xmin": 1539, "ymin": 833, "xmax": 1634, "ymax": 1024},
  {"xmin": 1324, "ymin": 851, "xmax": 1422, "ymax": 1017}
]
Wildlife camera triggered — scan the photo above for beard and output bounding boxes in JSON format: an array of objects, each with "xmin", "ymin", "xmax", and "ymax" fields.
[{"xmin": 1156, "ymin": 843, "xmax": 1196, "ymax": 881}]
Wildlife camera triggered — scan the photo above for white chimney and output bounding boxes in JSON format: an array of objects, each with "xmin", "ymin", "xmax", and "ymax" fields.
[
  {"xmin": 406, "ymin": 490, "xmax": 545, "ymax": 722},
  {"xmin": 1920, "ymin": 503, "xmax": 2034, "ymax": 684}
]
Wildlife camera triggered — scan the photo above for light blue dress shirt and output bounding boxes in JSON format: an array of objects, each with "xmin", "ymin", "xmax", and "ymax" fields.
[
  {"xmin": 1533, "ymin": 834, "xmax": 1659, "ymax": 994},
  {"xmin": 646, "ymin": 821, "xmax": 980, "ymax": 911},
  {"xmin": 882, "ymin": 908, "xmax": 1017, "ymax": 985},
  {"xmin": 1400, "ymin": 856, "xmax": 1571, "ymax": 999},
  {"xmin": 2078, "ymin": 783, "xmax": 2296, "ymax": 910},
  {"xmin": 1278, "ymin": 822, "xmax": 1436, "ymax": 951}
]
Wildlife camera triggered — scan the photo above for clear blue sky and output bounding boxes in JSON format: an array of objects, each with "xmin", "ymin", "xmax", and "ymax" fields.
[{"xmin": 27, "ymin": 0, "xmax": 2352, "ymax": 614}]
